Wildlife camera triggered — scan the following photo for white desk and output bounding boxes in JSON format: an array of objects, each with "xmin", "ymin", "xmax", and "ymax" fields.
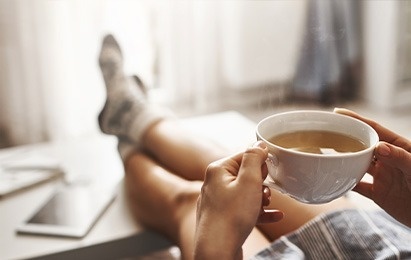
[{"xmin": 0, "ymin": 111, "xmax": 257, "ymax": 260}]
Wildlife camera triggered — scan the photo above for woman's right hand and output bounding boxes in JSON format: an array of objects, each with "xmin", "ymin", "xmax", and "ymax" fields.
[
  {"xmin": 194, "ymin": 141, "xmax": 283, "ymax": 260},
  {"xmin": 334, "ymin": 108, "xmax": 411, "ymax": 227}
]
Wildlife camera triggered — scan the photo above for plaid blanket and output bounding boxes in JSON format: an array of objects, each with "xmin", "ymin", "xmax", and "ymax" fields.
[{"xmin": 252, "ymin": 209, "xmax": 411, "ymax": 260}]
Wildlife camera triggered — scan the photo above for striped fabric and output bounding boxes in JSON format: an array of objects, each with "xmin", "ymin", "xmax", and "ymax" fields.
[{"xmin": 252, "ymin": 209, "xmax": 411, "ymax": 260}]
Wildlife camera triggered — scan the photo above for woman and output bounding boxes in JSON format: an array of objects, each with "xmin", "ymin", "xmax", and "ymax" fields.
[{"xmin": 98, "ymin": 34, "xmax": 411, "ymax": 259}]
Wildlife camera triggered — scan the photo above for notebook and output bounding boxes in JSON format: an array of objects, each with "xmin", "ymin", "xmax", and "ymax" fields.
[{"xmin": 0, "ymin": 154, "xmax": 64, "ymax": 198}]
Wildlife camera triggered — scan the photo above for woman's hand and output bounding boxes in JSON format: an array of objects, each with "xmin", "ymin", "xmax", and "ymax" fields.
[
  {"xmin": 194, "ymin": 141, "xmax": 283, "ymax": 260},
  {"xmin": 335, "ymin": 108, "xmax": 411, "ymax": 227}
]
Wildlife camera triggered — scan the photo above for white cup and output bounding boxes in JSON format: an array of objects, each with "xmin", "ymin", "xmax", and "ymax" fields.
[{"xmin": 256, "ymin": 110, "xmax": 379, "ymax": 204}]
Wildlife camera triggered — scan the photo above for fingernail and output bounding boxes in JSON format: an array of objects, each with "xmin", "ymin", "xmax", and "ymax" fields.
[
  {"xmin": 377, "ymin": 143, "xmax": 390, "ymax": 157},
  {"xmin": 333, "ymin": 107, "xmax": 348, "ymax": 114},
  {"xmin": 254, "ymin": 141, "xmax": 266, "ymax": 149}
]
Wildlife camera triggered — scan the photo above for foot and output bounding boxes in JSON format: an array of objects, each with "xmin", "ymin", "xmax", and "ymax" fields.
[
  {"xmin": 98, "ymin": 34, "xmax": 172, "ymax": 145},
  {"xmin": 97, "ymin": 73, "xmax": 148, "ymax": 141},
  {"xmin": 99, "ymin": 34, "xmax": 123, "ymax": 86}
]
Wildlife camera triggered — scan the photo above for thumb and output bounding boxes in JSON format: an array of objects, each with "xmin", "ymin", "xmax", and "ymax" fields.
[
  {"xmin": 237, "ymin": 142, "xmax": 268, "ymax": 184},
  {"xmin": 375, "ymin": 142, "xmax": 411, "ymax": 186}
]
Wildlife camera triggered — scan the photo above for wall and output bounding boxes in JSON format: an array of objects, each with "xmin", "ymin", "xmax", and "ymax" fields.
[
  {"xmin": 220, "ymin": 1, "xmax": 306, "ymax": 89},
  {"xmin": 363, "ymin": 1, "xmax": 411, "ymax": 110}
]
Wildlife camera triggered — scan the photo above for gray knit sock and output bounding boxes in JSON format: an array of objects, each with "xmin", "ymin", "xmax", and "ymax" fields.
[
  {"xmin": 117, "ymin": 137, "xmax": 136, "ymax": 162},
  {"xmin": 98, "ymin": 34, "xmax": 172, "ymax": 146}
]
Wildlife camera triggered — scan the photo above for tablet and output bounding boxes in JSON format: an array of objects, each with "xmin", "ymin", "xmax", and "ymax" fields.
[{"xmin": 16, "ymin": 185, "xmax": 116, "ymax": 238}]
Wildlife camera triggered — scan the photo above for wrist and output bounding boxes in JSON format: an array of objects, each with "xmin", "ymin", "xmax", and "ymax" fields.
[
  {"xmin": 194, "ymin": 244, "xmax": 242, "ymax": 260},
  {"xmin": 194, "ymin": 215, "xmax": 243, "ymax": 260}
]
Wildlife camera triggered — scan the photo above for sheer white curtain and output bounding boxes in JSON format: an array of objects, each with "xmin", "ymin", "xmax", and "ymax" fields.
[
  {"xmin": 151, "ymin": 1, "xmax": 224, "ymax": 112},
  {"xmin": 0, "ymin": 0, "xmax": 155, "ymax": 146},
  {"xmin": 153, "ymin": 1, "xmax": 305, "ymax": 112},
  {"xmin": 0, "ymin": 0, "xmax": 305, "ymax": 147}
]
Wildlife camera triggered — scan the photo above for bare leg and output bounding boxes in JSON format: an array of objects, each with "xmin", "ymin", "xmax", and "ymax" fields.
[
  {"xmin": 141, "ymin": 119, "xmax": 228, "ymax": 181},
  {"xmin": 129, "ymin": 118, "xmax": 356, "ymax": 246},
  {"xmin": 124, "ymin": 152, "xmax": 271, "ymax": 259},
  {"xmin": 257, "ymin": 191, "xmax": 355, "ymax": 241}
]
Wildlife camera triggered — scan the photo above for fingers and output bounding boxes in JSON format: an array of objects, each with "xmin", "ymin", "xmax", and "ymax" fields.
[
  {"xmin": 205, "ymin": 152, "xmax": 243, "ymax": 182},
  {"xmin": 334, "ymin": 107, "xmax": 372, "ymax": 122},
  {"xmin": 352, "ymin": 181, "xmax": 373, "ymax": 200},
  {"xmin": 258, "ymin": 185, "xmax": 284, "ymax": 223},
  {"xmin": 257, "ymin": 209, "xmax": 284, "ymax": 224},
  {"xmin": 204, "ymin": 141, "xmax": 269, "ymax": 193},
  {"xmin": 262, "ymin": 186, "xmax": 271, "ymax": 207},
  {"xmin": 375, "ymin": 142, "xmax": 411, "ymax": 171},
  {"xmin": 236, "ymin": 141, "xmax": 269, "ymax": 184},
  {"xmin": 374, "ymin": 142, "xmax": 411, "ymax": 185},
  {"xmin": 334, "ymin": 108, "xmax": 411, "ymax": 151},
  {"xmin": 333, "ymin": 108, "xmax": 381, "ymax": 133}
]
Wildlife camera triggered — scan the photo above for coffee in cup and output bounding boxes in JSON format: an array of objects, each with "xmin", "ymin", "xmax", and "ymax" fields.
[
  {"xmin": 256, "ymin": 110, "xmax": 379, "ymax": 204},
  {"xmin": 268, "ymin": 130, "xmax": 367, "ymax": 155}
]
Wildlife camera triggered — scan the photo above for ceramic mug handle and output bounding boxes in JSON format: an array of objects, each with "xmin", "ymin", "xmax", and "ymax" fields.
[{"xmin": 263, "ymin": 153, "xmax": 286, "ymax": 193}]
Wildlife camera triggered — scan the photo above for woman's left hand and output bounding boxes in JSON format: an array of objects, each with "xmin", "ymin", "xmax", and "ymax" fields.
[{"xmin": 335, "ymin": 108, "xmax": 411, "ymax": 227}]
